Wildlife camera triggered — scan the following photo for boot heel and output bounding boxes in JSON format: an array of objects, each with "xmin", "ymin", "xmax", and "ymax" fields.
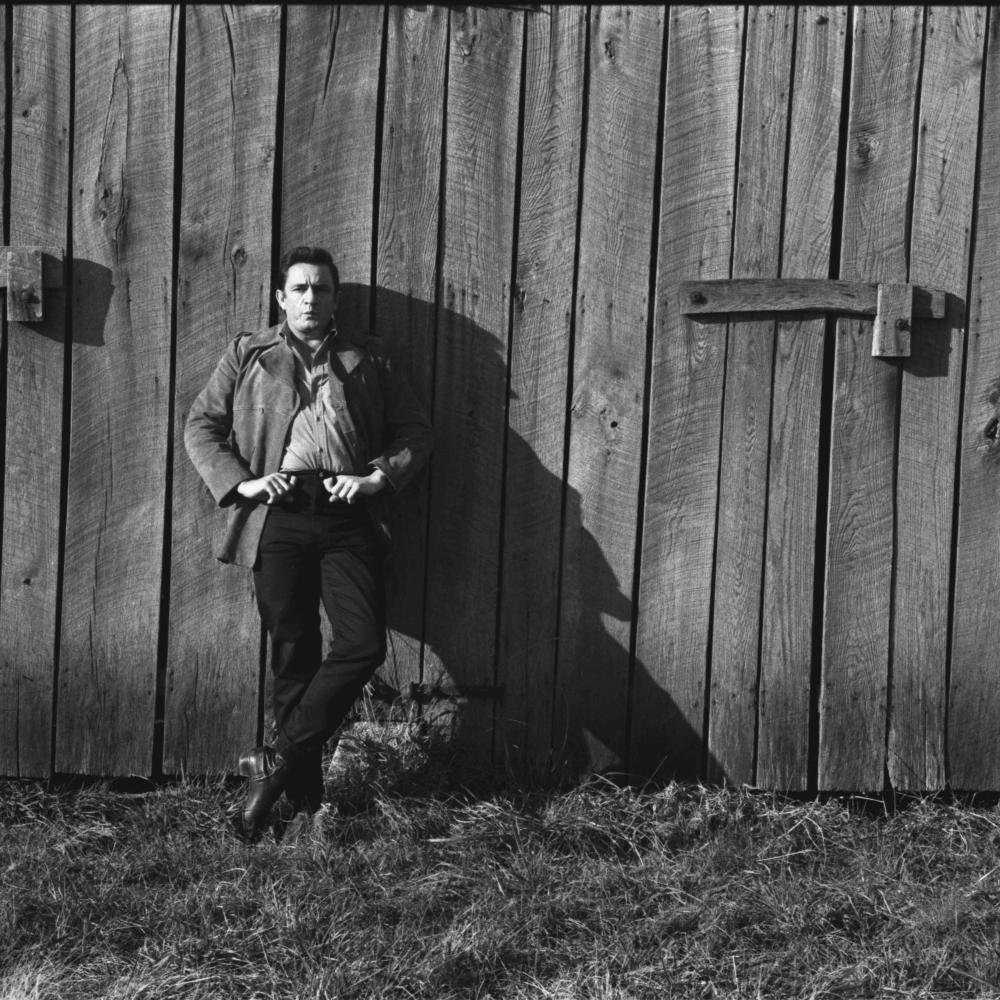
[{"xmin": 238, "ymin": 749, "xmax": 261, "ymax": 778}]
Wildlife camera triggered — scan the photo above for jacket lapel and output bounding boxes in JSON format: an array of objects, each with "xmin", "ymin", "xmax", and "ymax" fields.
[{"xmin": 255, "ymin": 325, "xmax": 297, "ymax": 387}]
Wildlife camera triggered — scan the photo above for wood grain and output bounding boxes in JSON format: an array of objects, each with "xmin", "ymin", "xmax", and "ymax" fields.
[
  {"xmin": 553, "ymin": 5, "xmax": 664, "ymax": 778},
  {"xmin": 681, "ymin": 279, "xmax": 944, "ymax": 319},
  {"xmin": 708, "ymin": 5, "xmax": 794, "ymax": 785},
  {"xmin": 374, "ymin": 6, "xmax": 446, "ymax": 710},
  {"xmin": 495, "ymin": 6, "xmax": 586, "ymax": 777},
  {"xmin": 277, "ymin": 5, "xmax": 383, "ymax": 732},
  {"xmin": 55, "ymin": 6, "xmax": 177, "ymax": 775},
  {"xmin": 631, "ymin": 6, "xmax": 743, "ymax": 783},
  {"xmin": 164, "ymin": 5, "xmax": 281, "ymax": 775},
  {"xmin": 819, "ymin": 6, "xmax": 922, "ymax": 791},
  {"xmin": 892, "ymin": 6, "xmax": 983, "ymax": 791},
  {"xmin": 422, "ymin": 7, "xmax": 523, "ymax": 758},
  {"xmin": 0, "ymin": 6, "xmax": 69, "ymax": 778},
  {"xmin": 758, "ymin": 6, "xmax": 846, "ymax": 790},
  {"xmin": 950, "ymin": 9, "xmax": 1000, "ymax": 790},
  {"xmin": 282, "ymin": 5, "xmax": 383, "ymax": 332}
]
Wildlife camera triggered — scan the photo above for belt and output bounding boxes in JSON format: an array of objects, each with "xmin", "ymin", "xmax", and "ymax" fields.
[{"xmin": 272, "ymin": 470, "xmax": 367, "ymax": 514}]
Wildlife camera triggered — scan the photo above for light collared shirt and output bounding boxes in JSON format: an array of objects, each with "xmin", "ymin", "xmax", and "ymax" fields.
[{"xmin": 279, "ymin": 326, "xmax": 357, "ymax": 474}]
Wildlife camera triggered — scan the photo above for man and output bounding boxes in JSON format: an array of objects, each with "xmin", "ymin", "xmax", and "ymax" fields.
[{"xmin": 184, "ymin": 245, "xmax": 432, "ymax": 842}]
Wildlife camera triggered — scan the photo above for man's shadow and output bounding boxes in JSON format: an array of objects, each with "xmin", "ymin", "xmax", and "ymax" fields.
[{"xmin": 334, "ymin": 283, "xmax": 721, "ymax": 787}]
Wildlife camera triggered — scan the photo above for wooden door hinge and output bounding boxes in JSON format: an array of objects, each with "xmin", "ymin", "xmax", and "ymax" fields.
[{"xmin": 3, "ymin": 247, "xmax": 64, "ymax": 322}]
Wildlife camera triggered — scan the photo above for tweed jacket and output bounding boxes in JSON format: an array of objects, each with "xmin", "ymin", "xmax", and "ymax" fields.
[{"xmin": 184, "ymin": 323, "xmax": 432, "ymax": 567}]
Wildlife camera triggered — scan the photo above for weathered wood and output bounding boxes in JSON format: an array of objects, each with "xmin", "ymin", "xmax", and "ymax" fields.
[
  {"xmin": 495, "ymin": 5, "xmax": 586, "ymax": 778},
  {"xmin": 758, "ymin": 6, "xmax": 847, "ymax": 791},
  {"xmin": 423, "ymin": 6, "xmax": 523, "ymax": 758},
  {"xmin": 892, "ymin": 7, "xmax": 983, "ymax": 791},
  {"xmin": 6, "ymin": 248, "xmax": 43, "ymax": 322},
  {"xmin": 1, "ymin": 1, "xmax": 996, "ymax": 792},
  {"xmin": 282, "ymin": 5, "xmax": 383, "ymax": 333},
  {"xmin": 950, "ymin": 9, "xmax": 1000, "ymax": 790},
  {"xmin": 708, "ymin": 6, "xmax": 794, "ymax": 786},
  {"xmin": 681, "ymin": 278, "xmax": 944, "ymax": 320},
  {"xmin": 56, "ymin": 5, "xmax": 176, "ymax": 776},
  {"xmin": 819, "ymin": 6, "xmax": 922, "ymax": 791},
  {"xmin": 0, "ymin": 248, "xmax": 64, "ymax": 287},
  {"xmin": 553, "ymin": 5, "xmax": 663, "ymax": 778},
  {"xmin": 631, "ymin": 6, "xmax": 743, "ymax": 782},
  {"xmin": 279, "ymin": 5, "xmax": 383, "ymax": 733},
  {"xmin": 164, "ymin": 5, "xmax": 281, "ymax": 775},
  {"xmin": 871, "ymin": 282, "xmax": 913, "ymax": 357},
  {"xmin": 374, "ymin": 6, "xmax": 446, "ymax": 709},
  {"xmin": 0, "ymin": 6, "xmax": 69, "ymax": 778}
]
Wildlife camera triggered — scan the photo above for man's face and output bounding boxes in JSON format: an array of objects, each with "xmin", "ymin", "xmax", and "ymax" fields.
[{"xmin": 275, "ymin": 262, "xmax": 337, "ymax": 339}]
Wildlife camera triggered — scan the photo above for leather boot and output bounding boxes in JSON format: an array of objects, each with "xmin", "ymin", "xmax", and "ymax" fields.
[
  {"xmin": 237, "ymin": 746, "xmax": 292, "ymax": 843},
  {"xmin": 284, "ymin": 749, "xmax": 324, "ymax": 815}
]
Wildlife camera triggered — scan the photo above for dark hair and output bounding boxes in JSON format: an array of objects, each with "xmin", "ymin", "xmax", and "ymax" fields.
[{"xmin": 277, "ymin": 246, "xmax": 339, "ymax": 294}]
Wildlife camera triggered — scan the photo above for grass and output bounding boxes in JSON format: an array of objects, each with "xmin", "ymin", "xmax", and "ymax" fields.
[{"xmin": 4, "ymin": 727, "xmax": 1000, "ymax": 998}]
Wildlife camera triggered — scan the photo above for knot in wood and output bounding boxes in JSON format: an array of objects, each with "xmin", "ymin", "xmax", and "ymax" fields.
[
  {"xmin": 454, "ymin": 12, "xmax": 479, "ymax": 62},
  {"xmin": 980, "ymin": 418, "xmax": 1000, "ymax": 463},
  {"xmin": 94, "ymin": 180, "xmax": 126, "ymax": 238},
  {"xmin": 855, "ymin": 134, "xmax": 880, "ymax": 163}
]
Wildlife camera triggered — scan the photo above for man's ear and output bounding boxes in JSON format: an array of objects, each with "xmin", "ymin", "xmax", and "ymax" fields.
[{"xmin": 275, "ymin": 288, "xmax": 286, "ymax": 311}]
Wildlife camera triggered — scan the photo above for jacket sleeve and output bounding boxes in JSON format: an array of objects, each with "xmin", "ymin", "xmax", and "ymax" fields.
[
  {"xmin": 183, "ymin": 338, "xmax": 253, "ymax": 507},
  {"xmin": 368, "ymin": 350, "xmax": 433, "ymax": 494}
]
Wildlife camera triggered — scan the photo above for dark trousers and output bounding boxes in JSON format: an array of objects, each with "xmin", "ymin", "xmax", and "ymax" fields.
[{"xmin": 252, "ymin": 477, "xmax": 386, "ymax": 774}]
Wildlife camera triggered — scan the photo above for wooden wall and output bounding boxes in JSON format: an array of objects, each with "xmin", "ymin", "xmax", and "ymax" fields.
[{"xmin": 0, "ymin": 4, "xmax": 996, "ymax": 793}]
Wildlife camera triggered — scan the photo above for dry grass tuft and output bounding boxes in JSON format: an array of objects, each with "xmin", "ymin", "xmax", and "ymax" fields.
[{"xmin": 4, "ymin": 741, "xmax": 1000, "ymax": 998}]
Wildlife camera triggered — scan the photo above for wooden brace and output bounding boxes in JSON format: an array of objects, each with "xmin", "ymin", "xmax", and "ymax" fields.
[{"xmin": 679, "ymin": 278, "xmax": 946, "ymax": 358}]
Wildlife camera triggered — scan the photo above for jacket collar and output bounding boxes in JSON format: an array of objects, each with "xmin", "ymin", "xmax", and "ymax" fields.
[{"xmin": 249, "ymin": 322, "xmax": 365, "ymax": 375}]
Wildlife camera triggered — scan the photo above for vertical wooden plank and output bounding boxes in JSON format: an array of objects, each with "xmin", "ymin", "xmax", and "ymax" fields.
[
  {"xmin": 281, "ymin": 5, "xmax": 382, "ymax": 331},
  {"xmin": 632, "ymin": 7, "xmax": 743, "ymax": 782},
  {"xmin": 278, "ymin": 5, "xmax": 382, "ymax": 731},
  {"xmin": 950, "ymin": 10, "xmax": 1000, "ymax": 790},
  {"xmin": 56, "ymin": 5, "xmax": 177, "ymax": 776},
  {"xmin": 164, "ymin": 5, "xmax": 280, "ymax": 775},
  {"xmin": 891, "ymin": 7, "xmax": 983, "ymax": 792},
  {"xmin": 758, "ymin": 7, "xmax": 847, "ymax": 790},
  {"xmin": 423, "ymin": 6, "xmax": 522, "ymax": 758},
  {"xmin": 375, "ymin": 6, "xmax": 446, "ymax": 699},
  {"xmin": 819, "ymin": 6, "xmax": 922, "ymax": 791},
  {"xmin": 0, "ymin": 6, "xmax": 69, "ymax": 778},
  {"xmin": 555, "ymin": 5, "xmax": 663, "ymax": 777},
  {"xmin": 707, "ymin": 6, "xmax": 794, "ymax": 785},
  {"xmin": 495, "ymin": 6, "xmax": 586, "ymax": 776}
]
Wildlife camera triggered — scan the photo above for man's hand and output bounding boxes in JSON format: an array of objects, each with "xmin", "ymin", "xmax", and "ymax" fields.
[
  {"xmin": 323, "ymin": 469, "xmax": 389, "ymax": 504},
  {"xmin": 236, "ymin": 472, "xmax": 297, "ymax": 505}
]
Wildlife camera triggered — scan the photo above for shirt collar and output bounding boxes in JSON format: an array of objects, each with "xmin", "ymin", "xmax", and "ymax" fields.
[{"xmin": 281, "ymin": 321, "xmax": 338, "ymax": 366}]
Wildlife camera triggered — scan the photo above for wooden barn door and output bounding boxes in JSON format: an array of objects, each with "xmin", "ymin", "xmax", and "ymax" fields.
[
  {"xmin": 637, "ymin": 6, "xmax": 985, "ymax": 795},
  {"xmin": 819, "ymin": 7, "xmax": 980, "ymax": 793}
]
